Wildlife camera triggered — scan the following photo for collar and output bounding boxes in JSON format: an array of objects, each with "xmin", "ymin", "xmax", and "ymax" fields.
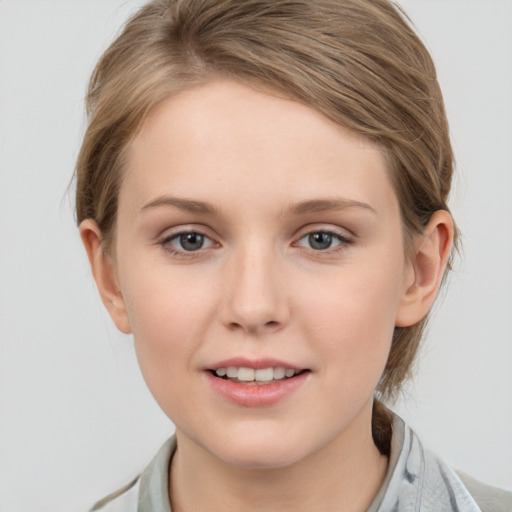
[{"xmin": 136, "ymin": 413, "xmax": 481, "ymax": 512}]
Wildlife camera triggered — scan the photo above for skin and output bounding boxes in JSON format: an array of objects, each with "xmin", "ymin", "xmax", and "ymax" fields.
[{"xmin": 81, "ymin": 79, "xmax": 453, "ymax": 511}]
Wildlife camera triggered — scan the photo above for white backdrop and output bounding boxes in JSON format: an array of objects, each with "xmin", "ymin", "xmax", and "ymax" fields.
[{"xmin": 0, "ymin": 1, "xmax": 511, "ymax": 511}]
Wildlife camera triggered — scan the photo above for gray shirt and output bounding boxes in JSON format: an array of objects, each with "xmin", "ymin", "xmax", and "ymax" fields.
[{"xmin": 91, "ymin": 413, "xmax": 512, "ymax": 511}]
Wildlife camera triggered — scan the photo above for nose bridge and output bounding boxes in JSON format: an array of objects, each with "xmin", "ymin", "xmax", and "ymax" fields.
[{"xmin": 219, "ymin": 236, "xmax": 288, "ymax": 334}]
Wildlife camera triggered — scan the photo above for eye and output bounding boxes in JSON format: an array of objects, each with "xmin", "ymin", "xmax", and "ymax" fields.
[
  {"xmin": 176, "ymin": 232, "xmax": 207, "ymax": 251},
  {"xmin": 296, "ymin": 231, "xmax": 351, "ymax": 251},
  {"xmin": 161, "ymin": 231, "xmax": 215, "ymax": 254}
]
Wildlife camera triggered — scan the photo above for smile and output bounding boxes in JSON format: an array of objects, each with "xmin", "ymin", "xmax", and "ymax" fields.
[{"xmin": 213, "ymin": 366, "xmax": 302, "ymax": 384}]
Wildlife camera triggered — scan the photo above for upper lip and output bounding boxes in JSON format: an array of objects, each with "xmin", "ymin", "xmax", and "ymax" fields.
[{"xmin": 207, "ymin": 357, "xmax": 304, "ymax": 371}]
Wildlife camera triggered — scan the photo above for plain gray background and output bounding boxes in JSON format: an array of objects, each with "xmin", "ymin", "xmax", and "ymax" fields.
[{"xmin": 0, "ymin": 1, "xmax": 511, "ymax": 511}]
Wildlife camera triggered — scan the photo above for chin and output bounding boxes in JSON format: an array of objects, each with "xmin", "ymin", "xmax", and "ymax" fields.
[
  {"xmin": 202, "ymin": 426, "xmax": 316, "ymax": 471},
  {"xmin": 218, "ymin": 446, "xmax": 304, "ymax": 471}
]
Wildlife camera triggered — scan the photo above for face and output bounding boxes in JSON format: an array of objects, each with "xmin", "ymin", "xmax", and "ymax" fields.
[{"xmin": 109, "ymin": 79, "xmax": 414, "ymax": 469}]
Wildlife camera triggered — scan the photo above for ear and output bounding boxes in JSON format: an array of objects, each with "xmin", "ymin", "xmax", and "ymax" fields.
[
  {"xmin": 79, "ymin": 219, "xmax": 132, "ymax": 334},
  {"xmin": 395, "ymin": 210, "xmax": 454, "ymax": 327}
]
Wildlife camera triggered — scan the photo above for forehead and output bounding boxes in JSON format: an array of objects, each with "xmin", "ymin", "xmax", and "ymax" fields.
[{"xmin": 122, "ymin": 79, "xmax": 397, "ymax": 218}]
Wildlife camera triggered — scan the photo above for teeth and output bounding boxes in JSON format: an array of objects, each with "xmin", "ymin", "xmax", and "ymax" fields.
[
  {"xmin": 238, "ymin": 367, "xmax": 255, "ymax": 381},
  {"xmin": 254, "ymin": 368, "xmax": 274, "ymax": 382},
  {"xmin": 273, "ymin": 367, "xmax": 286, "ymax": 379},
  {"xmin": 226, "ymin": 367, "xmax": 238, "ymax": 378},
  {"xmin": 214, "ymin": 366, "xmax": 300, "ymax": 382}
]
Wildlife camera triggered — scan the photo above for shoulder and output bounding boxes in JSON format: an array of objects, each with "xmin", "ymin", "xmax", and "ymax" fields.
[
  {"xmin": 88, "ymin": 435, "xmax": 177, "ymax": 512},
  {"xmin": 375, "ymin": 411, "xmax": 511, "ymax": 512},
  {"xmin": 455, "ymin": 470, "xmax": 512, "ymax": 512},
  {"xmin": 89, "ymin": 477, "xmax": 140, "ymax": 512}
]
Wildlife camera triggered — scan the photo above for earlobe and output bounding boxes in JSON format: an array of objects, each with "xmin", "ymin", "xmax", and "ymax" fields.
[
  {"xmin": 79, "ymin": 219, "xmax": 132, "ymax": 334},
  {"xmin": 395, "ymin": 210, "xmax": 454, "ymax": 327}
]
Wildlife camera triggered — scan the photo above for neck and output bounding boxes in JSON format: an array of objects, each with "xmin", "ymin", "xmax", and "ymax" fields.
[{"xmin": 169, "ymin": 405, "xmax": 388, "ymax": 512}]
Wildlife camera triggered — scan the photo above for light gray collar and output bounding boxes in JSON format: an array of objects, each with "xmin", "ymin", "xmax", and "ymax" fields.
[
  {"xmin": 138, "ymin": 436, "xmax": 175, "ymax": 512},
  {"xmin": 136, "ymin": 414, "xmax": 482, "ymax": 512}
]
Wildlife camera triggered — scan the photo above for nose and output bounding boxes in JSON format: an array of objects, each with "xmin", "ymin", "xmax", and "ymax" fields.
[{"xmin": 218, "ymin": 244, "xmax": 290, "ymax": 335}]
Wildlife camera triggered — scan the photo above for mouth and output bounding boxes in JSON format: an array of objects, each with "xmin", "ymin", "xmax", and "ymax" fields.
[
  {"xmin": 205, "ymin": 361, "xmax": 310, "ymax": 406},
  {"xmin": 209, "ymin": 366, "xmax": 308, "ymax": 385}
]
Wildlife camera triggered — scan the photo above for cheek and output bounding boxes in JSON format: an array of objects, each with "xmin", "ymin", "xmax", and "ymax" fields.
[
  {"xmin": 119, "ymin": 263, "xmax": 216, "ymax": 399},
  {"xmin": 299, "ymin": 259, "xmax": 404, "ymax": 384}
]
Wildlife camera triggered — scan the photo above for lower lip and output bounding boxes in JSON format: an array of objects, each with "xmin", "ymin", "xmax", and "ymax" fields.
[{"xmin": 205, "ymin": 371, "xmax": 309, "ymax": 407}]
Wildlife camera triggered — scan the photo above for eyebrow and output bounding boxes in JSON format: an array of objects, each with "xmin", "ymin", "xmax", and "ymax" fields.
[
  {"xmin": 284, "ymin": 198, "xmax": 377, "ymax": 216},
  {"xmin": 140, "ymin": 195, "xmax": 376, "ymax": 217},
  {"xmin": 141, "ymin": 195, "xmax": 218, "ymax": 215}
]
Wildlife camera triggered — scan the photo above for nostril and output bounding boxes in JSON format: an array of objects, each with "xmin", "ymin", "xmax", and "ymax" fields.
[
  {"xmin": 226, "ymin": 319, "xmax": 281, "ymax": 333},
  {"xmin": 227, "ymin": 321, "xmax": 245, "ymax": 331}
]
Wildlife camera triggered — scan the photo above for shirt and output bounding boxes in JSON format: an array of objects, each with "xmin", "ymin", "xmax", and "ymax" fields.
[{"xmin": 90, "ymin": 413, "xmax": 512, "ymax": 511}]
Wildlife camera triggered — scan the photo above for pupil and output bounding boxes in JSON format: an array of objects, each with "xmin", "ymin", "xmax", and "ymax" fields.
[
  {"xmin": 309, "ymin": 232, "xmax": 332, "ymax": 250},
  {"xmin": 180, "ymin": 233, "xmax": 204, "ymax": 251}
]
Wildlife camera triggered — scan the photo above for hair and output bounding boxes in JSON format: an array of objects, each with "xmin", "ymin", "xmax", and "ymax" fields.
[{"xmin": 75, "ymin": 0, "xmax": 457, "ymax": 453}]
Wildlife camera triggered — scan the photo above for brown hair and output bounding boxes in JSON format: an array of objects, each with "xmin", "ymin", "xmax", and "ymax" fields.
[{"xmin": 75, "ymin": 0, "xmax": 457, "ymax": 447}]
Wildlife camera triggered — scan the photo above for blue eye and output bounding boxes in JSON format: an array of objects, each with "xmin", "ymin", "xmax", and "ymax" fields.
[
  {"xmin": 162, "ymin": 231, "xmax": 214, "ymax": 253},
  {"xmin": 177, "ymin": 232, "xmax": 206, "ymax": 251},
  {"xmin": 296, "ymin": 231, "xmax": 351, "ymax": 251}
]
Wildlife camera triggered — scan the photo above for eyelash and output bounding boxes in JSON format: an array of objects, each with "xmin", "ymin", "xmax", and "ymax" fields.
[
  {"xmin": 159, "ymin": 230, "xmax": 214, "ymax": 258},
  {"xmin": 158, "ymin": 229, "xmax": 354, "ymax": 258},
  {"xmin": 295, "ymin": 230, "xmax": 353, "ymax": 252}
]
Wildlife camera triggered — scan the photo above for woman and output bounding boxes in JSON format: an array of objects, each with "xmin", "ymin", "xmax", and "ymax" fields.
[{"xmin": 75, "ymin": 0, "xmax": 512, "ymax": 510}]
